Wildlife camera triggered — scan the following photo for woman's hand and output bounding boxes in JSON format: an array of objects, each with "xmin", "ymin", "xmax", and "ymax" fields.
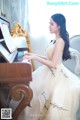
[{"xmin": 23, "ymin": 53, "xmax": 36, "ymax": 60}]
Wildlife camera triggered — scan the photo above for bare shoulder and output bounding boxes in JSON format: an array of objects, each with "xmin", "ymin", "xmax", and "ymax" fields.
[
  {"xmin": 55, "ymin": 38, "xmax": 65, "ymax": 51},
  {"xmin": 57, "ymin": 38, "xmax": 64, "ymax": 44},
  {"xmin": 56, "ymin": 38, "xmax": 64, "ymax": 46}
]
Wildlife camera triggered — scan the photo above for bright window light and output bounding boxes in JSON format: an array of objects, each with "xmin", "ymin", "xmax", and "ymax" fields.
[{"xmin": 28, "ymin": 0, "xmax": 80, "ymax": 38}]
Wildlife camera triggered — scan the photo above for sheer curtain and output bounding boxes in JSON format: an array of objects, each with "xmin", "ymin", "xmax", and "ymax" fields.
[{"xmin": 3, "ymin": 0, "xmax": 29, "ymax": 31}]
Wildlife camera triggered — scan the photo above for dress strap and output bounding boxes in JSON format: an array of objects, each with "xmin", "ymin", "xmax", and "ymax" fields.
[{"xmin": 50, "ymin": 39, "xmax": 56, "ymax": 44}]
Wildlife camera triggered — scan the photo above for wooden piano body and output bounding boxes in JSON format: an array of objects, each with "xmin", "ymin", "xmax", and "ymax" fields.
[{"xmin": 0, "ymin": 23, "xmax": 33, "ymax": 120}]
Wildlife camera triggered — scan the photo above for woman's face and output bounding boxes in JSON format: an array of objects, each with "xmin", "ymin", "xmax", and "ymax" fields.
[{"xmin": 49, "ymin": 18, "xmax": 60, "ymax": 34}]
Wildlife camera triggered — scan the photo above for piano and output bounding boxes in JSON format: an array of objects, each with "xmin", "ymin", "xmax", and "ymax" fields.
[{"xmin": 0, "ymin": 22, "xmax": 33, "ymax": 120}]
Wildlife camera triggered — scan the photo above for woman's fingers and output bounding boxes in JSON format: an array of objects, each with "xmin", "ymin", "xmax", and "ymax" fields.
[
  {"xmin": 23, "ymin": 54, "xmax": 34, "ymax": 60},
  {"xmin": 23, "ymin": 55, "xmax": 28, "ymax": 59},
  {"xmin": 25, "ymin": 52, "xmax": 32, "ymax": 55}
]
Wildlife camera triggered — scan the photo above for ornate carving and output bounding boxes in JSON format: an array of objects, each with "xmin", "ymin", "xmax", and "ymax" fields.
[
  {"xmin": 9, "ymin": 84, "xmax": 33, "ymax": 120},
  {"xmin": 11, "ymin": 23, "xmax": 35, "ymax": 70},
  {"xmin": 11, "ymin": 23, "xmax": 27, "ymax": 37}
]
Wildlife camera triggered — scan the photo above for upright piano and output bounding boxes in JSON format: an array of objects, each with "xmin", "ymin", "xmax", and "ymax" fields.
[{"xmin": 0, "ymin": 23, "xmax": 33, "ymax": 120}]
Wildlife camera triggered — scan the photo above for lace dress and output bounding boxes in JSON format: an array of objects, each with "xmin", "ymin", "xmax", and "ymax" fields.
[{"xmin": 24, "ymin": 42, "xmax": 80, "ymax": 120}]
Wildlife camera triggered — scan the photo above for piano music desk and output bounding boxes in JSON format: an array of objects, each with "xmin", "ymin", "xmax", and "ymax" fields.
[{"xmin": 0, "ymin": 62, "xmax": 33, "ymax": 120}]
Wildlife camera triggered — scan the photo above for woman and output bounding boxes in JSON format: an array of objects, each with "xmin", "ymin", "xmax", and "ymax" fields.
[{"xmin": 23, "ymin": 13, "xmax": 80, "ymax": 120}]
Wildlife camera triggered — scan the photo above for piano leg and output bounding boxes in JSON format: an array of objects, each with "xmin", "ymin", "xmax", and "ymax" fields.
[
  {"xmin": 0, "ymin": 63, "xmax": 32, "ymax": 119},
  {"xmin": 0, "ymin": 84, "xmax": 33, "ymax": 120},
  {"xmin": 9, "ymin": 84, "xmax": 33, "ymax": 120}
]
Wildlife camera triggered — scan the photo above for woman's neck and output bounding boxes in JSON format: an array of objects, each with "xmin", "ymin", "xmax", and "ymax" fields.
[{"xmin": 55, "ymin": 33, "xmax": 61, "ymax": 40}]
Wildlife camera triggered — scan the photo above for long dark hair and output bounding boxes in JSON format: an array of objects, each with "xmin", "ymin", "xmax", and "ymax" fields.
[{"xmin": 51, "ymin": 13, "xmax": 71, "ymax": 61}]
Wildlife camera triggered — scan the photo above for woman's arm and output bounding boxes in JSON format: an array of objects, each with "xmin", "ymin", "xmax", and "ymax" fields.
[
  {"xmin": 23, "ymin": 38, "xmax": 64, "ymax": 68},
  {"xmin": 33, "ymin": 54, "xmax": 47, "ymax": 59}
]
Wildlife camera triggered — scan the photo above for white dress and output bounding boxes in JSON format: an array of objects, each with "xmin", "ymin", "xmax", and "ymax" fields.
[{"xmin": 24, "ymin": 42, "xmax": 80, "ymax": 120}]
